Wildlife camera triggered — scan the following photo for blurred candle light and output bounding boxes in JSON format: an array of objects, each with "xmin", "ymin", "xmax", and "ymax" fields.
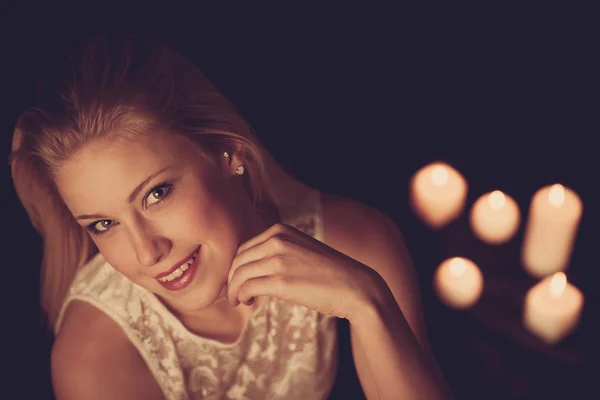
[
  {"xmin": 521, "ymin": 184, "xmax": 583, "ymax": 277},
  {"xmin": 469, "ymin": 190, "xmax": 521, "ymax": 244},
  {"xmin": 523, "ymin": 272, "xmax": 584, "ymax": 344},
  {"xmin": 410, "ymin": 162, "xmax": 468, "ymax": 229},
  {"xmin": 433, "ymin": 257, "xmax": 484, "ymax": 310}
]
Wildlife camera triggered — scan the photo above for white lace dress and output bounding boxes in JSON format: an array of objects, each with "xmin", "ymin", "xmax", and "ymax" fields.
[{"xmin": 54, "ymin": 189, "xmax": 339, "ymax": 400}]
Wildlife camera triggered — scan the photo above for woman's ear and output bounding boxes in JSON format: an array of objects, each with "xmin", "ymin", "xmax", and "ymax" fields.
[
  {"xmin": 222, "ymin": 143, "xmax": 246, "ymax": 176},
  {"xmin": 11, "ymin": 129, "xmax": 24, "ymax": 152},
  {"xmin": 9, "ymin": 129, "xmax": 25, "ymax": 180}
]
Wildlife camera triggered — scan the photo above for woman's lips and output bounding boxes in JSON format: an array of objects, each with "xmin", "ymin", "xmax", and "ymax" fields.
[
  {"xmin": 154, "ymin": 246, "xmax": 200, "ymax": 279},
  {"xmin": 157, "ymin": 246, "xmax": 201, "ymax": 291}
]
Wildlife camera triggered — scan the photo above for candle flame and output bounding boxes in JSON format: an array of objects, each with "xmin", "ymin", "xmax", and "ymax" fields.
[
  {"xmin": 488, "ymin": 190, "xmax": 506, "ymax": 210},
  {"xmin": 548, "ymin": 184, "xmax": 565, "ymax": 207},
  {"xmin": 431, "ymin": 165, "xmax": 449, "ymax": 187},
  {"xmin": 449, "ymin": 258, "xmax": 467, "ymax": 277},
  {"xmin": 549, "ymin": 272, "xmax": 567, "ymax": 298}
]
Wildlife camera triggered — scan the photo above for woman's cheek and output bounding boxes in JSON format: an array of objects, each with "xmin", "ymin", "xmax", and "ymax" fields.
[
  {"xmin": 174, "ymin": 201, "xmax": 214, "ymax": 232},
  {"xmin": 100, "ymin": 222, "xmax": 162, "ymax": 271},
  {"xmin": 98, "ymin": 241, "xmax": 140, "ymax": 281},
  {"xmin": 176, "ymin": 187, "xmax": 231, "ymax": 231}
]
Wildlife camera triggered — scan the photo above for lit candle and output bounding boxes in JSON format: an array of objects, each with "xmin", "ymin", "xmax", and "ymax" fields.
[
  {"xmin": 523, "ymin": 272, "xmax": 584, "ymax": 344},
  {"xmin": 521, "ymin": 184, "xmax": 583, "ymax": 277},
  {"xmin": 469, "ymin": 190, "xmax": 521, "ymax": 245},
  {"xmin": 433, "ymin": 257, "xmax": 484, "ymax": 310},
  {"xmin": 410, "ymin": 162, "xmax": 468, "ymax": 229}
]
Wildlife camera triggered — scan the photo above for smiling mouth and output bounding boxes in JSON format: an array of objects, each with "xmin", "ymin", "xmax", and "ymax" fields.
[{"xmin": 156, "ymin": 246, "xmax": 200, "ymax": 283}]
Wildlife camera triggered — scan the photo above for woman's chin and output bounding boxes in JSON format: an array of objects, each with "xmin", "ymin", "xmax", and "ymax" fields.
[{"xmin": 163, "ymin": 282, "xmax": 229, "ymax": 313}]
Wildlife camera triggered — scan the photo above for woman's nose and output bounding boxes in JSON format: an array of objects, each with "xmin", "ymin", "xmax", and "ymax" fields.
[{"xmin": 129, "ymin": 221, "xmax": 170, "ymax": 267}]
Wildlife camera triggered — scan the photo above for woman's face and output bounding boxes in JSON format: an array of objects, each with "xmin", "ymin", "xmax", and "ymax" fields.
[{"xmin": 54, "ymin": 131, "xmax": 260, "ymax": 314}]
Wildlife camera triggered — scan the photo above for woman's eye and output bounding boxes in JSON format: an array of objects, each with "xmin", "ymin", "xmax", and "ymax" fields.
[
  {"xmin": 85, "ymin": 182, "xmax": 173, "ymax": 237},
  {"xmin": 93, "ymin": 220, "xmax": 114, "ymax": 233},
  {"xmin": 145, "ymin": 183, "xmax": 172, "ymax": 207}
]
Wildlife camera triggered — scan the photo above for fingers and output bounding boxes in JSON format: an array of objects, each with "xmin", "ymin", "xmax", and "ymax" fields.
[
  {"xmin": 227, "ymin": 256, "xmax": 286, "ymax": 306},
  {"xmin": 235, "ymin": 223, "xmax": 291, "ymax": 256},
  {"xmin": 236, "ymin": 275, "xmax": 287, "ymax": 305},
  {"xmin": 228, "ymin": 230, "xmax": 293, "ymax": 285},
  {"xmin": 227, "ymin": 223, "xmax": 315, "ymax": 306}
]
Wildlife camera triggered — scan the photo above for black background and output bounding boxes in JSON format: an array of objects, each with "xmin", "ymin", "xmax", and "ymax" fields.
[{"xmin": 2, "ymin": 5, "xmax": 598, "ymax": 399}]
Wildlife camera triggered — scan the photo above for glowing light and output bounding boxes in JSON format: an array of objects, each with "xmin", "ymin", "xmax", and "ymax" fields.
[
  {"xmin": 449, "ymin": 258, "xmax": 467, "ymax": 277},
  {"xmin": 548, "ymin": 184, "xmax": 565, "ymax": 207},
  {"xmin": 488, "ymin": 190, "xmax": 506, "ymax": 210},
  {"xmin": 430, "ymin": 165, "xmax": 449, "ymax": 187},
  {"xmin": 549, "ymin": 272, "xmax": 567, "ymax": 298}
]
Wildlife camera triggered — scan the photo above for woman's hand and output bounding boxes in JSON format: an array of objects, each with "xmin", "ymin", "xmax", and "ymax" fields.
[{"xmin": 226, "ymin": 223, "xmax": 386, "ymax": 322}]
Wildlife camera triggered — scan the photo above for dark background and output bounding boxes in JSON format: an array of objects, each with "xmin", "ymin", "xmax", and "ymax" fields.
[{"xmin": 2, "ymin": 5, "xmax": 598, "ymax": 399}]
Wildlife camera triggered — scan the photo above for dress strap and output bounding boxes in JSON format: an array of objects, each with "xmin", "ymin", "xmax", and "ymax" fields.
[{"xmin": 277, "ymin": 188, "xmax": 324, "ymax": 242}]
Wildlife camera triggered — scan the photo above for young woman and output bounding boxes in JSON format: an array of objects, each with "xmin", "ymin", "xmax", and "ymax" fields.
[{"xmin": 9, "ymin": 34, "xmax": 453, "ymax": 399}]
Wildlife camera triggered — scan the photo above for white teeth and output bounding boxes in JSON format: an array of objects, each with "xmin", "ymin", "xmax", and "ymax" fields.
[
  {"xmin": 160, "ymin": 262, "xmax": 190, "ymax": 282},
  {"xmin": 157, "ymin": 247, "xmax": 199, "ymax": 283}
]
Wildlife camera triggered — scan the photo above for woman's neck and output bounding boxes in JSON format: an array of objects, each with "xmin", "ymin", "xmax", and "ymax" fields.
[{"xmin": 262, "ymin": 151, "xmax": 313, "ymax": 209}]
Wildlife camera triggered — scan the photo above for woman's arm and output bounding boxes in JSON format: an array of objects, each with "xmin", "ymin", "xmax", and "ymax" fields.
[
  {"xmin": 350, "ymin": 283, "xmax": 454, "ymax": 399},
  {"xmin": 321, "ymin": 195, "xmax": 454, "ymax": 399},
  {"xmin": 225, "ymin": 192, "xmax": 454, "ymax": 398},
  {"xmin": 52, "ymin": 301, "xmax": 164, "ymax": 400}
]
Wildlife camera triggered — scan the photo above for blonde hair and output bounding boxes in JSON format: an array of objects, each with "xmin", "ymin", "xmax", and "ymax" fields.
[{"xmin": 9, "ymin": 34, "xmax": 276, "ymax": 328}]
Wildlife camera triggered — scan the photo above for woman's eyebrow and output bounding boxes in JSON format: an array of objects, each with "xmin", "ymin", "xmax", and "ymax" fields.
[
  {"xmin": 75, "ymin": 165, "xmax": 174, "ymax": 221},
  {"xmin": 125, "ymin": 165, "xmax": 173, "ymax": 203}
]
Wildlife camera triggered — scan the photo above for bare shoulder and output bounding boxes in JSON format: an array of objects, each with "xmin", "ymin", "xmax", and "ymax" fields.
[
  {"xmin": 52, "ymin": 301, "xmax": 163, "ymax": 400},
  {"xmin": 320, "ymin": 193, "xmax": 429, "ymax": 345},
  {"xmin": 319, "ymin": 193, "xmax": 406, "ymax": 254}
]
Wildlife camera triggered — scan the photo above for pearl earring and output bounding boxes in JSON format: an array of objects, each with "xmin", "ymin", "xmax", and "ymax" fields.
[{"xmin": 223, "ymin": 152, "xmax": 244, "ymax": 175}]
